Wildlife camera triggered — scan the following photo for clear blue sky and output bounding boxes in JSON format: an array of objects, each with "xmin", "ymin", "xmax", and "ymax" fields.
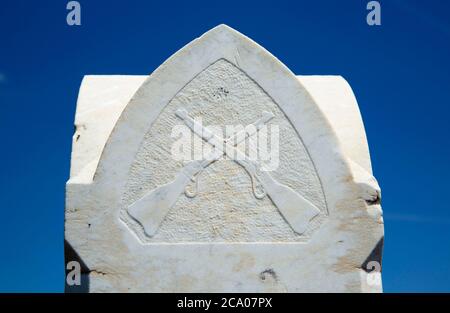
[{"xmin": 0, "ymin": 0, "xmax": 449, "ymax": 292}]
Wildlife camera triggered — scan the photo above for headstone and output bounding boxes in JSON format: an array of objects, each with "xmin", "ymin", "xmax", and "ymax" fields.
[{"xmin": 65, "ymin": 25, "xmax": 384, "ymax": 292}]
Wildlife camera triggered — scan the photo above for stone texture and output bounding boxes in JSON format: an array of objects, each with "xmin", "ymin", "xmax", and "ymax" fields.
[{"xmin": 65, "ymin": 25, "xmax": 383, "ymax": 292}]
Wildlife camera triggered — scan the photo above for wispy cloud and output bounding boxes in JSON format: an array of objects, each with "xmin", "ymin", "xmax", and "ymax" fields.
[
  {"xmin": 0, "ymin": 72, "xmax": 6, "ymax": 83},
  {"xmin": 384, "ymin": 213, "xmax": 450, "ymax": 225}
]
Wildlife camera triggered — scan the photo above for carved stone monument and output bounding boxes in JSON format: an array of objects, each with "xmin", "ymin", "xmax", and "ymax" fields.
[{"xmin": 65, "ymin": 25, "xmax": 384, "ymax": 292}]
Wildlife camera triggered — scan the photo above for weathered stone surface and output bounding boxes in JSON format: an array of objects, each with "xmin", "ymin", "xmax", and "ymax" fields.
[{"xmin": 65, "ymin": 25, "xmax": 383, "ymax": 292}]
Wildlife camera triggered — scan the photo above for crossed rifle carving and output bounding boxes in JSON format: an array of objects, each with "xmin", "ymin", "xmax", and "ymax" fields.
[{"xmin": 128, "ymin": 109, "xmax": 320, "ymax": 237}]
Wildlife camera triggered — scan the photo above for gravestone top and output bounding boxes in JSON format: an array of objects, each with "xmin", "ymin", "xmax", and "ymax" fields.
[{"xmin": 65, "ymin": 24, "xmax": 384, "ymax": 292}]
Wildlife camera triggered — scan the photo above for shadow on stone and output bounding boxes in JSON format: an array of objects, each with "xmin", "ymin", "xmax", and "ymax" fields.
[
  {"xmin": 361, "ymin": 237, "xmax": 384, "ymax": 273},
  {"xmin": 64, "ymin": 239, "xmax": 90, "ymax": 293}
]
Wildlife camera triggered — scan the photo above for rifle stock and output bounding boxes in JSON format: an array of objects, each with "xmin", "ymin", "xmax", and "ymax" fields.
[
  {"xmin": 258, "ymin": 171, "xmax": 320, "ymax": 234},
  {"xmin": 127, "ymin": 161, "xmax": 204, "ymax": 237}
]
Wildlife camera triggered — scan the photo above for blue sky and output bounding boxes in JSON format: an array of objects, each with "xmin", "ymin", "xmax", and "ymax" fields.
[{"xmin": 0, "ymin": 0, "xmax": 449, "ymax": 292}]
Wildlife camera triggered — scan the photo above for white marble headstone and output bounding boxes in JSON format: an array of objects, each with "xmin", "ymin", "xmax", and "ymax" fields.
[{"xmin": 65, "ymin": 25, "xmax": 384, "ymax": 292}]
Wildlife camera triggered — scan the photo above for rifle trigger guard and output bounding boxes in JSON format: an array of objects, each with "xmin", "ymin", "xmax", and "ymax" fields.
[
  {"xmin": 251, "ymin": 174, "xmax": 266, "ymax": 199},
  {"xmin": 185, "ymin": 175, "xmax": 199, "ymax": 198}
]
